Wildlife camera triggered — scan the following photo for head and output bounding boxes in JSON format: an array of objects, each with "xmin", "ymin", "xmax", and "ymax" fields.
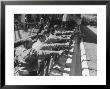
[
  {"xmin": 24, "ymin": 38, "xmax": 33, "ymax": 49},
  {"xmin": 38, "ymin": 35, "xmax": 46, "ymax": 42}
]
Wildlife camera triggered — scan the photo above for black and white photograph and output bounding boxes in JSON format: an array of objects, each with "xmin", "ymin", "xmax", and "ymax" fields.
[
  {"xmin": 14, "ymin": 14, "xmax": 97, "ymax": 76},
  {"xmin": 4, "ymin": 4, "xmax": 106, "ymax": 85}
]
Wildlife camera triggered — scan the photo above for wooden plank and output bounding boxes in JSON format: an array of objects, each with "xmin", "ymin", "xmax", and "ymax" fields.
[{"xmin": 70, "ymin": 37, "xmax": 82, "ymax": 76}]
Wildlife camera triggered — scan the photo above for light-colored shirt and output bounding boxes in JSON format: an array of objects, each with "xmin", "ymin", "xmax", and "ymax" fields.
[{"xmin": 32, "ymin": 39, "xmax": 43, "ymax": 51}]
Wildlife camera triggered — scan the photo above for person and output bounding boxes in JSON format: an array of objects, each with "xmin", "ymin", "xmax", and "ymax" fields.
[
  {"xmin": 14, "ymin": 37, "xmax": 39, "ymax": 76},
  {"xmin": 14, "ymin": 44, "xmax": 30, "ymax": 76},
  {"xmin": 32, "ymin": 37, "xmax": 44, "ymax": 51}
]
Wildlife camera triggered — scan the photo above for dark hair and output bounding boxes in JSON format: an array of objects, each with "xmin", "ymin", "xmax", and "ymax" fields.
[
  {"xmin": 24, "ymin": 40, "xmax": 33, "ymax": 49},
  {"xmin": 38, "ymin": 35, "xmax": 46, "ymax": 42}
]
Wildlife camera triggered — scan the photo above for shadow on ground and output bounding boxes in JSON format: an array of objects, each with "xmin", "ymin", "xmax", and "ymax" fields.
[{"xmin": 80, "ymin": 25, "xmax": 97, "ymax": 44}]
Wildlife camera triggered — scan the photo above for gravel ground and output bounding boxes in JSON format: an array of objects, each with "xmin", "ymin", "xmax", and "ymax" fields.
[
  {"xmin": 84, "ymin": 42, "xmax": 97, "ymax": 76},
  {"xmin": 81, "ymin": 25, "xmax": 97, "ymax": 76}
]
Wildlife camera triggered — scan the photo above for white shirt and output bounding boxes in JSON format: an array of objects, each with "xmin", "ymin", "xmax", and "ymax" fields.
[{"xmin": 32, "ymin": 39, "xmax": 43, "ymax": 51}]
